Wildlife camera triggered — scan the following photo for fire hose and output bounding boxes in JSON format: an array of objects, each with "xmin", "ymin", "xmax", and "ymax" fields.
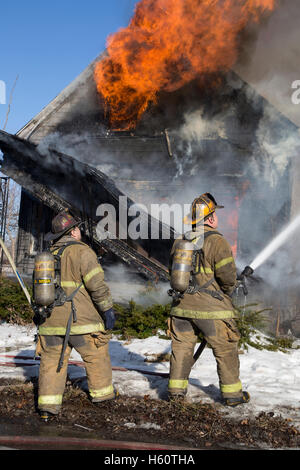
[
  {"xmin": 0, "ymin": 434, "xmax": 196, "ymax": 450},
  {"xmin": 0, "ymin": 353, "xmax": 170, "ymax": 378},
  {"xmin": 0, "ymin": 235, "xmax": 206, "ymax": 369},
  {"xmin": 0, "ymin": 233, "xmax": 254, "ymax": 370},
  {"xmin": 0, "ymin": 235, "xmax": 32, "ymax": 305}
]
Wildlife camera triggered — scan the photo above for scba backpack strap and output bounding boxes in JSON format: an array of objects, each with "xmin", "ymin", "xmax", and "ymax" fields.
[
  {"xmin": 51, "ymin": 241, "xmax": 86, "ymax": 372},
  {"xmin": 187, "ymin": 231, "xmax": 224, "ymax": 301},
  {"xmin": 52, "ymin": 241, "xmax": 84, "ymax": 307},
  {"xmin": 192, "ymin": 231, "xmax": 220, "ymax": 274}
]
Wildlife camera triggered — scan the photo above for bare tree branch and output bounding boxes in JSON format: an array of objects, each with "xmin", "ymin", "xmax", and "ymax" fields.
[
  {"xmin": 0, "ymin": 76, "xmax": 21, "ymax": 268},
  {"xmin": 2, "ymin": 74, "xmax": 19, "ymax": 131}
]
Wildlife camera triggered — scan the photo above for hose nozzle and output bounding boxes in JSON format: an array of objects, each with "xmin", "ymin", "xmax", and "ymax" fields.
[
  {"xmin": 240, "ymin": 265, "xmax": 254, "ymax": 279},
  {"xmin": 236, "ymin": 266, "xmax": 254, "ymax": 297}
]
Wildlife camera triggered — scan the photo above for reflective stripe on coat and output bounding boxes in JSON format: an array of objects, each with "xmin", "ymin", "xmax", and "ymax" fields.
[
  {"xmin": 38, "ymin": 235, "xmax": 113, "ymax": 335},
  {"xmin": 169, "ymin": 226, "xmax": 237, "ymax": 320}
]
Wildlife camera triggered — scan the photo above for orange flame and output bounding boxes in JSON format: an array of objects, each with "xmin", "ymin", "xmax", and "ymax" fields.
[{"xmin": 94, "ymin": 0, "xmax": 276, "ymax": 129}]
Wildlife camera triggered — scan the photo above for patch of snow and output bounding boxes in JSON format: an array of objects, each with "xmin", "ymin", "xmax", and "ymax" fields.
[{"xmin": 0, "ymin": 323, "xmax": 300, "ymax": 428}]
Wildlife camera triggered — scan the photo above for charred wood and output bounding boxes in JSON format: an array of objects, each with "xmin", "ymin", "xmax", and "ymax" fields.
[{"xmin": 0, "ymin": 130, "xmax": 173, "ymax": 281}]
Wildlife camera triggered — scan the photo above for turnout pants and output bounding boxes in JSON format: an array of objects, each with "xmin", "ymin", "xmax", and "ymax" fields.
[
  {"xmin": 37, "ymin": 331, "xmax": 114, "ymax": 414},
  {"xmin": 168, "ymin": 316, "xmax": 243, "ymax": 399}
]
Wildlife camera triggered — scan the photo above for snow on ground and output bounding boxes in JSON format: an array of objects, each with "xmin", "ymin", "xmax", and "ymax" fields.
[{"xmin": 0, "ymin": 322, "xmax": 300, "ymax": 427}]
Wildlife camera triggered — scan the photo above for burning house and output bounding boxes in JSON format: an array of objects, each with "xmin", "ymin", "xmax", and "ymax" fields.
[{"xmin": 0, "ymin": 0, "xmax": 300, "ymax": 327}]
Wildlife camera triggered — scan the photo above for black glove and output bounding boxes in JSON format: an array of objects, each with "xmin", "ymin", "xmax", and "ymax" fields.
[
  {"xmin": 103, "ymin": 308, "xmax": 116, "ymax": 330},
  {"xmin": 31, "ymin": 304, "xmax": 52, "ymax": 326}
]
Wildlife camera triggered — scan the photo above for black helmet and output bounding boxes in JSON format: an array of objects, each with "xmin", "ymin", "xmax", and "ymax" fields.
[{"xmin": 44, "ymin": 210, "xmax": 81, "ymax": 241}]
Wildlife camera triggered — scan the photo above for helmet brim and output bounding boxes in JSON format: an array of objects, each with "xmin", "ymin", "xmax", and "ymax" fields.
[
  {"xmin": 44, "ymin": 221, "xmax": 83, "ymax": 242},
  {"xmin": 183, "ymin": 204, "xmax": 224, "ymax": 225}
]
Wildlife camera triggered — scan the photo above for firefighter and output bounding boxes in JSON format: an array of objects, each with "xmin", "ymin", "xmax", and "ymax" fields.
[
  {"xmin": 36, "ymin": 210, "xmax": 116, "ymax": 421},
  {"xmin": 167, "ymin": 193, "xmax": 250, "ymax": 407}
]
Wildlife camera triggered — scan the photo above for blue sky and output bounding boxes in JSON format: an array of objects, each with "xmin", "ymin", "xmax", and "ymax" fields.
[{"xmin": 0, "ymin": 0, "xmax": 138, "ymax": 134}]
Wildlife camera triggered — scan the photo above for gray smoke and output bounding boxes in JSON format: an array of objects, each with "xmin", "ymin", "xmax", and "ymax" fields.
[
  {"xmin": 251, "ymin": 102, "xmax": 300, "ymax": 188},
  {"xmin": 234, "ymin": 0, "xmax": 300, "ymax": 128},
  {"xmin": 34, "ymin": 0, "xmax": 300, "ymax": 311},
  {"xmin": 105, "ymin": 263, "xmax": 169, "ymax": 306},
  {"xmin": 168, "ymin": 77, "xmax": 300, "ymax": 301}
]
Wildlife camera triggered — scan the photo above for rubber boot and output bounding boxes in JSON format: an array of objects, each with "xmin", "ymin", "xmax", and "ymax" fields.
[
  {"xmin": 39, "ymin": 410, "xmax": 56, "ymax": 422},
  {"xmin": 168, "ymin": 390, "xmax": 187, "ymax": 403},
  {"xmin": 92, "ymin": 388, "xmax": 119, "ymax": 405},
  {"xmin": 223, "ymin": 391, "xmax": 250, "ymax": 407}
]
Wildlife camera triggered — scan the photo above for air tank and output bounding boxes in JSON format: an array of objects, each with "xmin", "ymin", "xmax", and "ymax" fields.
[
  {"xmin": 33, "ymin": 252, "xmax": 55, "ymax": 306},
  {"xmin": 170, "ymin": 240, "xmax": 194, "ymax": 293}
]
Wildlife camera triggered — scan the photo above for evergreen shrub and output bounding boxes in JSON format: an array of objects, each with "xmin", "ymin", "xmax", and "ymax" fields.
[
  {"xmin": 113, "ymin": 300, "xmax": 171, "ymax": 339},
  {"xmin": 235, "ymin": 303, "xmax": 296, "ymax": 352},
  {"xmin": 0, "ymin": 275, "xmax": 296, "ymax": 353},
  {"xmin": 0, "ymin": 276, "xmax": 33, "ymax": 324}
]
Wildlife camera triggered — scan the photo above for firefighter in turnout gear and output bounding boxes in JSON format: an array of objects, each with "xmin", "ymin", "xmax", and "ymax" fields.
[
  {"xmin": 35, "ymin": 210, "xmax": 116, "ymax": 421},
  {"xmin": 168, "ymin": 193, "xmax": 250, "ymax": 407}
]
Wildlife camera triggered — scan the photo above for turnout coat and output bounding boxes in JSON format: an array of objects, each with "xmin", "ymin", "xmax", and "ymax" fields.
[
  {"xmin": 170, "ymin": 226, "xmax": 237, "ymax": 319},
  {"xmin": 38, "ymin": 235, "xmax": 113, "ymax": 336}
]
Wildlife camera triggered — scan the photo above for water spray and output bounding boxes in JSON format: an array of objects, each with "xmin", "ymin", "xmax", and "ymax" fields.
[
  {"xmin": 249, "ymin": 213, "xmax": 300, "ymax": 272},
  {"xmin": 237, "ymin": 212, "xmax": 300, "ymax": 297}
]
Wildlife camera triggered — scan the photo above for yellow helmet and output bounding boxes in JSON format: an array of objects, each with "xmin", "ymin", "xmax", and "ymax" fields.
[{"xmin": 183, "ymin": 193, "xmax": 224, "ymax": 225}]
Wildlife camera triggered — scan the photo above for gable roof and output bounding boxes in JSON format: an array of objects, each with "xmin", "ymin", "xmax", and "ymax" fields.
[{"xmin": 17, "ymin": 54, "xmax": 105, "ymax": 143}]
